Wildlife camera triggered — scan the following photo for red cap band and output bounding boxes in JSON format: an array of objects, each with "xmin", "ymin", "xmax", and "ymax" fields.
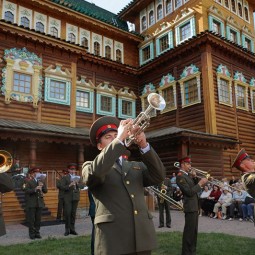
[
  {"xmin": 96, "ymin": 124, "xmax": 117, "ymax": 141},
  {"xmin": 234, "ymin": 152, "xmax": 249, "ymax": 168}
]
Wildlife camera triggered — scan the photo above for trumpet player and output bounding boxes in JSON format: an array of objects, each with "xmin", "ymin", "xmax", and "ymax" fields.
[
  {"xmin": 82, "ymin": 116, "xmax": 165, "ymax": 255},
  {"xmin": 176, "ymin": 156, "xmax": 207, "ymax": 255},
  {"xmin": 232, "ymin": 148, "xmax": 255, "ymax": 199},
  {"xmin": 23, "ymin": 167, "xmax": 47, "ymax": 240},
  {"xmin": 155, "ymin": 178, "xmax": 172, "ymax": 228},
  {"xmin": 60, "ymin": 163, "xmax": 84, "ymax": 236}
]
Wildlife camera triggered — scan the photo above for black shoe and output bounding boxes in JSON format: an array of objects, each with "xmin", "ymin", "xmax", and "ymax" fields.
[
  {"xmin": 64, "ymin": 230, "xmax": 70, "ymax": 236},
  {"xmin": 29, "ymin": 235, "xmax": 35, "ymax": 240},
  {"xmin": 70, "ymin": 230, "xmax": 78, "ymax": 235},
  {"xmin": 35, "ymin": 234, "xmax": 42, "ymax": 239},
  {"xmin": 158, "ymin": 225, "xmax": 163, "ymax": 228},
  {"xmin": 166, "ymin": 225, "xmax": 171, "ymax": 228}
]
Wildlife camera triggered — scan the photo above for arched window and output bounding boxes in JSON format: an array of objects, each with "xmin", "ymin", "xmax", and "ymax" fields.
[
  {"xmin": 68, "ymin": 33, "xmax": 76, "ymax": 43},
  {"xmin": 244, "ymin": 7, "xmax": 249, "ymax": 21},
  {"xmin": 238, "ymin": 3, "xmax": 242, "ymax": 16},
  {"xmin": 105, "ymin": 45, "xmax": 111, "ymax": 59},
  {"xmin": 36, "ymin": 22, "xmax": 44, "ymax": 33},
  {"xmin": 4, "ymin": 11, "xmax": 14, "ymax": 23},
  {"xmin": 81, "ymin": 37, "xmax": 88, "ymax": 48},
  {"xmin": 157, "ymin": 4, "xmax": 163, "ymax": 20},
  {"xmin": 225, "ymin": 0, "xmax": 229, "ymax": 8},
  {"xmin": 149, "ymin": 10, "xmax": 154, "ymax": 26},
  {"xmin": 166, "ymin": 0, "xmax": 172, "ymax": 14},
  {"xmin": 141, "ymin": 16, "xmax": 147, "ymax": 30},
  {"xmin": 231, "ymin": 0, "xmax": 236, "ymax": 12},
  {"xmin": 94, "ymin": 42, "xmax": 100, "ymax": 56},
  {"xmin": 116, "ymin": 49, "xmax": 122, "ymax": 63},
  {"xmin": 21, "ymin": 17, "xmax": 30, "ymax": 28},
  {"xmin": 50, "ymin": 27, "xmax": 58, "ymax": 37}
]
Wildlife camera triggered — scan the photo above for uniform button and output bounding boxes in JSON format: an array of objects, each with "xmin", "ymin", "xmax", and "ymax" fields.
[
  {"xmin": 134, "ymin": 210, "xmax": 138, "ymax": 215},
  {"xmin": 126, "ymin": 181, "xmax": 130, "ymax": 185},
  {"xmin": 131, "ymin": 194, "xmax": 134, "ymax": 198}
]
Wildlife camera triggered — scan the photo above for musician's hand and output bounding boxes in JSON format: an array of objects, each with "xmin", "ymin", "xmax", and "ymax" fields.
[
  {"xmin": 134, "ymin": 131, "xmax": 147, "ymax": 149},
  {"xmin": 198, "ymin": 178, "xmax": 208, "ymax": 187},
  {"xmin": 117, "ymin": 119, "xmax": 133, "ymax": 142}
]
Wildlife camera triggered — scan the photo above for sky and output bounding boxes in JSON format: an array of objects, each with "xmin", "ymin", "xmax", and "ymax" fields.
[{"xmin": 91, "ymin": 0, "xmax": 132, "ymax": 14}]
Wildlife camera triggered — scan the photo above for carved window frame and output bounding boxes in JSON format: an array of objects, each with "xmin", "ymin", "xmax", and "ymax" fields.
[
  {"xmin": 178, "ymin": 65, "xmax": 201, "ymax": 108},
  {"xmin": 96, "ymin": 82, "xmax": 117, "ymax": 117},
  {"xmin": 241, "ymin": 33, "xmax": 254, "ymax": 53},
  {"xmin": 48, "ymin": 17, "xmax": 61, "ymax": 38},
  {"xmin": 2, "ymin": 1, "xmax": 17, "ymax": 23},
  {"xmin": 103, "ymin": 37, "xmax": 113, "ymax": 60},
  {"xmin": 80, "ymin": 29, "xmax": 90, "ymax": 51},
  {"xmin": 1, "ymin": 47, "xmax": 43, "ymax": 108},
  {"xmin": 216, "ymin": 64, "xmax": 233, "ymax": 106},
  {"xmin": 156, "ymin": 30, "xmax": 173, "ymax": 56},
  {"xmin": 66, "ymin": 24, "xmax": 78, "ymax": 44},
  {"xmin": 118, "ymin": 87, "xmax": 137, "ymax": 119},
  {"xmin": 158, "ymin": 73, "xmax": 177, "ymax": 113},
  {"xmin": 114, "ymin": 41, "xmax": 123, "ymax": 63},
  {"xmin": 92, "ymin": 33, "xmax": 102, "ymax": 57},
  {"xmin": 44, "ymin": 64, "xmax": 71, "ymax": 105},
  {"xmin": 76, "ymin": 76, "xmax": 95, "ymax": 113},
  {"xmin": 140, "ymin": 83, "xmax": 157, "ymax": 118},
  {"xmin": 139, "ymin": 42, "xmax": 154, "ymax": 65},
  {"xmin": 233, "ymin": 72, "xmax": 248, "ymax": 111},
  {"xmin": 19, "ymin": 6, "xmax": 32, "ymax": 29},
  {"xmin": 249, "ymin": 78, "xmax": 255, "ymax": 113},
  {"xmin": 208, "ymin": 15, "xmax": 225, "ymax": 36},
  {"xmin": 175, "ymin": 16, "xmax": 196, "ymax": 45}
]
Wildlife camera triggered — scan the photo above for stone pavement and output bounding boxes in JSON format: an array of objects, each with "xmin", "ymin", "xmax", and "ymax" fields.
[{"xmin": 0, "ymin": 210, "xmax": 254, "ymax": 246}]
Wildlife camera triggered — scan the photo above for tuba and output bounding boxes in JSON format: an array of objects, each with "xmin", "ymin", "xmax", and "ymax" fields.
[
  {"xmin": 125, "ymin": 93, "xmax": 166, "ymax": 147},
  {"xmin": 0, "ymin": 150, "xmax": 13, "ymax": 173}
]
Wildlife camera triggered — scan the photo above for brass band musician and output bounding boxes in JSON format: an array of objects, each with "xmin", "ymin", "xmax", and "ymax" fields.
[
  {"xmin": 232, "ymin": 148, "xmax": 255, "ymax": 199},
  {"xmin": 155, "ymin": 178, "xmax": 172, "ymax": 228}
]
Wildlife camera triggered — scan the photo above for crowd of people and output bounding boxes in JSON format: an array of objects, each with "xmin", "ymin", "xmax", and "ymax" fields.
[{"xmin": 1, "ymin": 114, "xmax": 255, "ymax": 255}]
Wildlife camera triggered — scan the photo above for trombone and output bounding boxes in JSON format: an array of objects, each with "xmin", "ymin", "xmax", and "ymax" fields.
[
  {"xmin": 174, "ymin": 162, "xmax": 243, "ymax": 192},
  {"xmin": 148, "ymin": 186, "xmax": 183, "ymax": 211}
]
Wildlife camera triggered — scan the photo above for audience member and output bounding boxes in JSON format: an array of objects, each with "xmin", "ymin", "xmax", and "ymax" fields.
[
  {"xmin": 170, "ymin": 172, "xmax": 177, "ymax": 191},
  {"xmin": 201, "ymin": 184, "xmax": 221, "ymax": 217},
  {"xmin": 213, "ymin": 187, "xmax": 232, "ymax": 219},
  {"xmin": 241, "ymin": 195, "xmax": 255, "ymax": 222},
  {"xmin": 199, "ymin": 185, "xmax": 211, "ymax": 216},
  {"xmin": 229, "ymin": 175, "xmax": 238, "ymax": 186},
  {"xmin": 228, "ymin": 184, "xmax": 246, "ymax": 221}
]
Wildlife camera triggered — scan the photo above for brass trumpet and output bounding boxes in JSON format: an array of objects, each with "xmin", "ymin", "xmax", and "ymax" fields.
[
  {"xmin": 125, "ymin": 93, "xmax": 166, "ymax": 147},
  {"xmin": 0, "ymin": 150, "xmax": 13, "ymax": 173}
]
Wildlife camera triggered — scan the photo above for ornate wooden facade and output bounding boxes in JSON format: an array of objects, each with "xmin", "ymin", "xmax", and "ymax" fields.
[{"xmin": 0, "ymin": 0, "xmax": 255, "ymax": 209}]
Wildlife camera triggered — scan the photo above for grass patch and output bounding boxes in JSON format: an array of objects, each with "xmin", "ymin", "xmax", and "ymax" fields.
[{"xmin": 0, "ymin": 232, "xmax": 254, "ymax": 255}]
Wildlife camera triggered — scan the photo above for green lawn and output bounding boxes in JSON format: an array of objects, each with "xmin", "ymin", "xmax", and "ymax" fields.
[{"xmin": 0, "ymin": 232, "xmax": 254, "ymax": 255}]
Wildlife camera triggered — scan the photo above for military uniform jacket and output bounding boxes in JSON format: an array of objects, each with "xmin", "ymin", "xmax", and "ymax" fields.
[
  {"xmin": 82, "ymin": 138, "xmax": 165, "ymax": 255},
  {"xmin": 0, "ymin": 173, "xmax": 14, "ymax": 237},
  {"xmin": 60, "ymin": 174, "xmax": 84, "ymax": 202},
  {"xmin": 176, "ymin": 171, "xmax": 201, "ymax": 213},
  {"xmin": 56, "ymin": 178, "xmax": 65, "ymax": 199},
  {"xmin": 24, "ymin": 178, "xmax": 47, "ymax": 208}
]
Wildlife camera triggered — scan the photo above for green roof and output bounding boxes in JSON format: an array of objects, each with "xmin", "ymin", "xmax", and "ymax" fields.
[{"xmin": 51, "ymin": 0, "xmax": 129, "ymax": 31}]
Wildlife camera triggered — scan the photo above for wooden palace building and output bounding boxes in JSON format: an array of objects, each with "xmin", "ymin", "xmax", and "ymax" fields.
[{"xmin": 1, "ymin": 0, "xmax": 255, "ymax": 222}]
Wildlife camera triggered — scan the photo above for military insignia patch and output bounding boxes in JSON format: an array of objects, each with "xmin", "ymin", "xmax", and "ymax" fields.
[{"xmin": 133, "ymin": 166, "xmax": 141, "ymax": 170}]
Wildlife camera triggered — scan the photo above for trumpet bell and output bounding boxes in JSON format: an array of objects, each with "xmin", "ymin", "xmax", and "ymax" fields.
[
  {"xmin": 148, "ymin": 93, "xmax": 166, "ymax": 111},
  {"xmin": 0, "ymin": 150, "xmax": 13, "ymax": 173}
]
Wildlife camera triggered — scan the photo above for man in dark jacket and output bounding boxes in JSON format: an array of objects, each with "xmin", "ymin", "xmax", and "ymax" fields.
[
  {"xmin": 82, "ymin": 116, "xmax": 165, "ymax": 255},
  {"xmin": 0, "ymin": 173, "xmax": 14, "ymax": 237},
  {"xmin": 24, "ymin": 167, "xmax": 47, "ymax": 239},
  {"xmin": 176, "ymin": 157, "xmax": 207, "ymax": 255},
  {"xmin": 60, "ymin": 163, "xmax": 84, "ymax": 236}
]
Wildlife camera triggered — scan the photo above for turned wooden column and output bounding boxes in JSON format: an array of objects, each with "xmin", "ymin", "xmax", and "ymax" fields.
[
  {"xmin": 78, "ymin": 144, "xmax": 84, "ymax": 173},
  {"xmin": 29, "ymin": 140, "xmax": 37, "ymax": 167}
]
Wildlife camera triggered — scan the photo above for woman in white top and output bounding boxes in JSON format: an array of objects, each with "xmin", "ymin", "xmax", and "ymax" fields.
[{"xmin": 199, "ymin": 185, "xmax": 211, "ymax": 216}]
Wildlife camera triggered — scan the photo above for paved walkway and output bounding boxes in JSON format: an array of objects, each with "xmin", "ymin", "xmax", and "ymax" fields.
[{"xmin": 0, "ymin": 210, "xmax": 254, "ymax": 246}]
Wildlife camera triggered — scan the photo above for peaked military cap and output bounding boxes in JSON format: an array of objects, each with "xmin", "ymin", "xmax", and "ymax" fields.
[
  {"xmin": 89, "ymin": 116, "xmax": 120, "ymax": 146},
  {"xmin": 232, "ymin": 148, "xmax": 250, "ymax": 171},
  {"xmin": 179, "ymin": 156, "xmax": 192, "ymax": 164}
]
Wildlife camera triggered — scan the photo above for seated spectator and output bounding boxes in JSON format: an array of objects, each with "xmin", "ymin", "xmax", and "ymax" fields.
[
  {"xmin": 199, "ymin": 185, "xmax": 211, "ymax": 216},
  {"xmin": 241, "ymin": 195, "xmax": 255, "ymax": 222},
  {"xmin": 213, "ymin": 187, "xmax": 232, "ymax": 220},
  {"xmin": 228, "ymin": 184, "xmax": 246, "ymax": 221},
  {"xmin": 229, "ymin": 175, "xmax": 238, "ymax": 186},
  {"xmin": 201, "ymin": 184, "xmax": 222, "ymax": 217}
]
